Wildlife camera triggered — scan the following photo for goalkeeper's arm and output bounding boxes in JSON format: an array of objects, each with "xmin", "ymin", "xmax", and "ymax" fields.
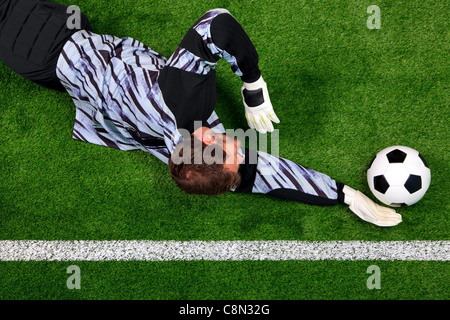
[{"xmin": 233, "ymin": 147, "xmax": 402, "ymax": 227}]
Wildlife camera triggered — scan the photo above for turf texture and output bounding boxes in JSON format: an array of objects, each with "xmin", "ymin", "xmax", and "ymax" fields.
[{"xmin": 0, "ymin": 0, "xmax": 448, "ymax": 300}]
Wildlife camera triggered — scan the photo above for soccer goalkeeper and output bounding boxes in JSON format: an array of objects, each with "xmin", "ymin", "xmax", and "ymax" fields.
[{"xmin": 0, "ymin": 0, "xmax": 402, "ymax": 227}]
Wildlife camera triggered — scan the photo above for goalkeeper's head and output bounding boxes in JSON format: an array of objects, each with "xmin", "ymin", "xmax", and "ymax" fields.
[{"xmin": 168, "ymin": 127, "xmax": 243, "ymax": 195}]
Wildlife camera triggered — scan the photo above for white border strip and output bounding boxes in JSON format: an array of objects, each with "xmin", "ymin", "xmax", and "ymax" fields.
[{"xmin": 0, "ymin": 241, "xmax": 448, "ymax": 261}]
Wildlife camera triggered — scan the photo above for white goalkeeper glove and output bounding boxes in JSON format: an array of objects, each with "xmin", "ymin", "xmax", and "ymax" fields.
[
  {"xmin": 343, "ymin": 185, "xmax": 402, "ymax": 227},
  {"xmin": 241, "ymin": 76, "xmax": 280, "ymax": 133}
]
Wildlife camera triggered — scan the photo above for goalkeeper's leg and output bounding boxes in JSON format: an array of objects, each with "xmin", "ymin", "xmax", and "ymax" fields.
[{"xmin": 0, "ymin": 0, "xmax": 91, "ymax": 91}]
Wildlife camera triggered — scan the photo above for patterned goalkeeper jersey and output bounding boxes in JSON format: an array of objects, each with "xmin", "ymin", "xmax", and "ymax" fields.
[
  {"xmin": 55, "ymin": 9, "xmax": 343, "ymax": 205},
  {"xmin": 55, "ymin": 9, "xmax": 245, "ymax": 163},
  {"xmin": 56, "ymin": 28, "xmax": 183, "ymax": 163}
]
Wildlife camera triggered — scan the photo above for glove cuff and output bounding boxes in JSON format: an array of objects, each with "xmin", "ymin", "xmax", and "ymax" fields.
[
  {"xmin": 243, "ymin": 76, "xmax": 265, "ymax": 91},
  {"xmin": 342, "ymin": 185, "xmax": 357, "ymax": 205}
]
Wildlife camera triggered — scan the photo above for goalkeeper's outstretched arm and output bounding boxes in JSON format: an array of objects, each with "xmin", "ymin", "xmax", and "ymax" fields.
[{"xmin": 233, "ymin": 147, "xmax": 402, "ymax": 227}]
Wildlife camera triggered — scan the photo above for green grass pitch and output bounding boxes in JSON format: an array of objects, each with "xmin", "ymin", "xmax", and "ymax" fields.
[{"xmin": 0, "ymin": 0, "xmax": 448, "ymax": 300}]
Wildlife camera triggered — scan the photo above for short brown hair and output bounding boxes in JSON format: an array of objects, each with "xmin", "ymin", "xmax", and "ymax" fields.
[{"xmin": 168, "ymin": 135, "xmax": 241, "ymax": 195}]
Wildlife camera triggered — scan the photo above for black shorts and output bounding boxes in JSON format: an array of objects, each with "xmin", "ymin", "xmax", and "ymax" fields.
[{"xmin": 0, "ymin": 0, "xmax": 91, "ymax": 91}]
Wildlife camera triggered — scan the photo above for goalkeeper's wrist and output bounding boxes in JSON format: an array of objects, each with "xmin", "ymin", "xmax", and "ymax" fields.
[
  {"xmin": 241, "ymin": 68, "xmax": 261, "ymax": 84},
  {"xmin": 243, "ymin": 75, "xmax": 265, "ymax": 90}
]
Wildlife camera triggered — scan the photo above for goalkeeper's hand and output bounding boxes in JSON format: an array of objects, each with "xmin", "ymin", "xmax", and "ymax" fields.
[
  {"xmin": 343, "ymin": 185, "xmax": 402, "ymax": 227},
  {"xmin": 241, "ymin": 76, "xmax": 280, "ymax": 133}
]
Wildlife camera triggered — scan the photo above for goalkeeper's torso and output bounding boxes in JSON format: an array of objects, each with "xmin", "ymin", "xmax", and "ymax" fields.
[{"xmin": 56, "ymin": 30, "xmax": 184, "ymax": 155}]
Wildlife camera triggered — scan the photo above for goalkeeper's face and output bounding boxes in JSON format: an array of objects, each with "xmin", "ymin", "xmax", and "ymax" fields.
[
  {"xmin": 168, "ymin": 127, "xmax": 244, "ymax": 195},
  {"xmin": 193, "ymin": 126, "xmax": 244, "ymax": 173}
]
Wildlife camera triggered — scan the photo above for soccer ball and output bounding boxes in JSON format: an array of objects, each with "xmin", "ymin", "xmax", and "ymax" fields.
[{"xmin": 367, "ymin": 146, "xmax": 431, "ymax": 207}]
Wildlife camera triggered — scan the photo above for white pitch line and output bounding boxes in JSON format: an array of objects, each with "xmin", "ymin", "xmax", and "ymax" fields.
[{"xmin": 0, "ymin": 240, "xmax": 448, "ymax": 261}]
